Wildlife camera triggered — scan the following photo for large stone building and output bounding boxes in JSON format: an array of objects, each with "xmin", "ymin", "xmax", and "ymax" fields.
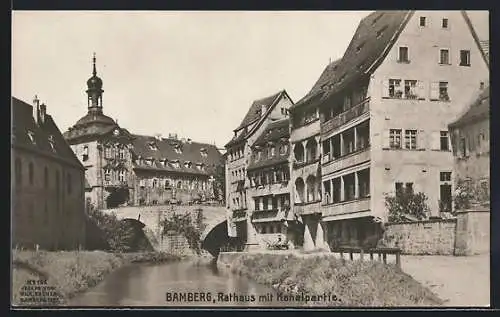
[
  {"xmin": 289, "ymin": 10, "xmax": 489, "ymax": 250},
  {"xmin": 449, "ymin": 85, "xmax": 490, "ymax": 206},
  {"xmin": 225, "ymin": 90, "xmax": 294, "ymax": 250},
  {"xmin": 12, "ymin": 96, "xmax": 86, "ymax": 250},
  {"xmin": 64, "ymin": 55, "xmax": 223, "ymax": 209}
]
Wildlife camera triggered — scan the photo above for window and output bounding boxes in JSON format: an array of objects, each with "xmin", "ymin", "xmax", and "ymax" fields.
[
  {"xmin": 405, "ymin": 183, "xmax": 414, "ymax": 195},
  {"xmin": 119, "ymin": 148, "xmax": 126, "ymax": 160},
  {"xmin": 404, "ymin": 80, "xmax": 418, "ymax": 99},
  {"xmin": 152, "ymin": 178, "xmax": 158, "ymax": 188},
  {"xmin": 398, "ymin": 46, "xmax": 409, "ymax": 63},
  {"xmin": 177, "ymin": 181, "xmax": 182, "ymax": 189},
  {"xmin": 439, "ymin": 49, "xmax": 450, "ymax": 65},
  {"xmin": 139, "ymin": 179, "xmax": 145, "ymax": 187},
  {"xmin": 44, "ymin": 166, "xmax": 48, "ymax": 188},
  {"xmin": 460, "ymin": 50, "xmax": 471, "ymax": 66},
  {"xmin": 440, "ymin": 172, "xmax": 452, "ymax": 182},
  {"xmin": 104, "ymin": 169, "xmax": 111, "ymax": 181},
  {"xmin": 395, "ymin": 182, "xmax": 404, "ymax": 197},
  {"xmin": 442, "ymin": 18, "xmax": 448, "ymax": 29},
  {"xmin": 29, "ymin": 162, "xmax": 34, "ymax": 185},
  {"xmin": 460, "ymin": 137, "xmax": 467, "ymax": 157},
  {"xmin": 389, "ymin": 129, "xmax": 402, "ymax": 149},
  {"xmin": 440, "ymin": 131, "xmax": 450, "ymax": 151},
  {"xmin": 419, "ymin": 16, "xmax": 426, "ymax": 27},
  {"xmin": 439, "ymin": 82, "xmax": 450, "ymax": 101},
  {"xmin": 67, "ymin": 173, "xmax": 72, "ymax": 194},
  {"xmin": 104, "ymin": 146, "xmax": 112, "ymax": 159},
  {"xmin": 82, "ymin": 145, "xmax": 89, "ymax": 161},
  {"xmin": 270, "ymin": 146, "xmax": 276, "ymax": 157},
  {"xmin": 118, "ymin": 170, "xmax": 125, "ymax": 182},
  {"xmin": 279, "ymin": 144, "xmax": 288, "ymax": 155},
  {"xmin": 404, "ymin": 130, "xmax": 417, "ymax": 150},
  {"xmin": 389, "ymin": 79, "xmax": 402, "ymax": 98},
  {"xmin": 15, "ymin": 158, "xmax": 22, "ymax": 185},
  {"xmin": 480, "ymin": 82, "xmax": 485, "ymax": 90}
]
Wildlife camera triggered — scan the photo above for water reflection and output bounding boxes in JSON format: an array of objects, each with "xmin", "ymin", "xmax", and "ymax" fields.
[{"xmin": 68, "ymin": 260, "xmax": 292, "ymax": 307}]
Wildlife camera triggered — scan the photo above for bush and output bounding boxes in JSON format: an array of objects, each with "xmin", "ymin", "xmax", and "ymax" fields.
[
  {"xmin": 385, "ymin": 191, "xmax": 430, "ymax": 223},
  {"xmin": 161, "ymin": 210, "xmax": 206, "ymax": 255},
  {"xmin": 229, "ymin": 254, "xmax": 443, "ymax": 307}
]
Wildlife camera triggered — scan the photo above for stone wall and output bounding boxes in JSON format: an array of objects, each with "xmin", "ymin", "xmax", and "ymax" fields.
[
  {"xmin": 383, "ymin": 219, "xmax": 457, "ymax": 255},
  {"xmin": 382, "ymin": 209, "xmax": 490, "ymax": 255},
  {"xmin": 454, "ymin": 209, "xmax": 490, "ymax": 255}
]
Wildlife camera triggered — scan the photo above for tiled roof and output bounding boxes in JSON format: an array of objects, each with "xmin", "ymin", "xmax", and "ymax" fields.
[
  {"xmin": 235, "ymin": 90, "xmax": 284, "ymax": 131},
  {"xmin": 449, "ymin": 86, "xmax": 489, "ymax": 128},
  {"xmin": 290, "ymin": 59, "xmax": 341, "ymax": 111},
  {"xmin": 130, "ymin": 134, "xmax": 222, "ymax": 176},
  {"xmin": 320, "ymin": 11, "xmax": 412, "ymax": 102},
  {"xmin": 225, "ymin": 90, "xmax": 287, "ymax": 148},
  {"xmin": 253, "ymin": 118, "xmax": 290, "ymax": 147},
  {"xmin": 12, "ymin": 97, "xmax": 84, "ymax": 170}
]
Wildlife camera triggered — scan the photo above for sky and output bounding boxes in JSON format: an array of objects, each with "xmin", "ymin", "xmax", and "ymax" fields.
[{"xmin": 12, "ymin": 11, "xmax": 489, "ymax": 149}]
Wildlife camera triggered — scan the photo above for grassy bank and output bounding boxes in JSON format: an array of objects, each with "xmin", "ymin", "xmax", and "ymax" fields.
[
  {"xmin": 12, "ymin": 250, "xmax": 183, "ymax": 306},
  {"xmin": 228, "ymin": 253, "xmax": 443, "ymax": 307}
]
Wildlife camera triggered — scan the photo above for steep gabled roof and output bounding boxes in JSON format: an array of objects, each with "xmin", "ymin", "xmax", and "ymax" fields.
[
  {"xmin": 253, "ymin": 118, "xmax": 290, "ymax": 147},
  {"xmin": 225, "ymin": 90, "xmax": 291, "ymax": 148},
  {"xmin": 290, "ymin": 59, "xmax": 341, "ymax": 111},
  {"xmin": 130, "ymin": 134, "xmax": 222, "ymax": 175},
  {"xmin": 449, "ymin": 86, "xmax": 489, "ymax": 128},
  {"xmin": 235, "ymin": 90, "xmax": 283, "ymax": 131},
  {"xmin": 12, "ymin": 97, "xmax": 84, "ymax": 170},
  {"xmin": 320, "ymin": 11, "xmax": 412, "ymax": 102}
]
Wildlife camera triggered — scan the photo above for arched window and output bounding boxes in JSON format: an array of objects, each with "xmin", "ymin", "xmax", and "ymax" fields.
[
  {"xmin": 82, "ymin": 145, "xmax": 89, "ymax": 161},
  {"xmin": 294, "ymin": 143, "xmax": 305, "ymax": 162},
  {"xmin": 15, "ymin": 157, "xmax": 22, "ymax": 185},
  {"xmin": 295, "ymin": 177, "xmax": 305, "ymax": 204},
  {"xmin": 306, "ymin": 175, "xmax": 317, "ymax": 202},
  {"xmin": 177, "ymin": 181, "xmax": 182, "ymax": 189},
  {"xmin": 306, "ymin": 138, "xmax": 318, "ymax": 162},
  {"xmin": 164, "ymin": 179, "xmax": 171, "ymax": 189},
  {"xmin": 28, "ymin": 162, "xmax": 34, "ymax": 185}
]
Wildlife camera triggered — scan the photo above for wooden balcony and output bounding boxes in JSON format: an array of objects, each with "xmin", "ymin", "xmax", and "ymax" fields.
[
  {"xmin": 321, "ymin": 98, "xmax": 370, "ymax": 137},
  {"xmin": 322, "ymin": 146, "xmax": 371, "ymax": 176},
  {"xmin": 294, "ymin": 200, "xmax": 322, "ymax": 216},
  {"xmin": 104, "ymin": 179, "xmax": 128, "ymax": 188},
  {"xmin": 321, "ymin": 197, "xmax": 370, "ymax": 218}
]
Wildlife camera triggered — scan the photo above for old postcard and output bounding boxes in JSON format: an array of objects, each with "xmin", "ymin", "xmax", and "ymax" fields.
[{"xmin": 11, "ymin": 10, "xmax": 490, "ymax": 308}]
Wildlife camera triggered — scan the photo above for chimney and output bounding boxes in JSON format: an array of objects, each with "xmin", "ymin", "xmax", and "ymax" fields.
[
  {"xmin": 187, "ymin": 138, "xmax": 192, "ymax": 144},
  {"xmin": 39, "ymin": 103, "xmax": 47, "ymax": 124},
  {"xmin": 32, "ymin": 95, "xmax": 40, "ymax": 125},
  {"xmin": 261, "ymin": 104, "xmax": 267, "ymax": 117}
]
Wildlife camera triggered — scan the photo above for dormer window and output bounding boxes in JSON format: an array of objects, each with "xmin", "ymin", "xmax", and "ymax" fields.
[
  {"xmin": 148, "ymin": 142, "xmax": 158, "ymax": 150},
  {"xmin": 200, "ymin": 148, "xmax": 208, "ymax": 157},
  {"xmin": 27, "ymin": 130, "xmax": 36, "ymax": 144},
  {"xmin": 184, "ymin": 161, "xmax": 192, "ymax": 169},
  {"xmin": 174, "ymin": 144, "xmax": 182, "ymax": 154},
  {"xmin": 196, "ymin": 163, "xmax": 205, "ymax": 171},
  {"xmin": 161, "ymin": 159, "xmax": 167, "ymax": 167},
  {"xmin": 82, "ymin": 145, "xmax": 89, "ymax": 161},
  {"xmin": 48, "ymin": 135, "xmax": 56, "ymax": 152},
  {"xmin": 171, "ymin": 160, "xmax": 180, "ymax": 168}
]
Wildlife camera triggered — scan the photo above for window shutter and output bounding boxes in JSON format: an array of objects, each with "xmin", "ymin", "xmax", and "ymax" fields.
[
  {"xmin": 430, "ymin": 131, "xmax": 440, "ymax": 150},
  {"xmin": 382, "ymin": 129, "xmax": 391, "ymax": 149},
  {"xmin": 429, "ymin": 82, "xmax": 439, "ymax": 100},
  {"xmin": 417, "ymin": 81, "xmax": 426, "ymax": 100},
  {"xmin": 417, "ymin": 130, "xmax": 426, "ymax": 149},
  {"xmin": 382, "ymin": 80, "xmax": 390, "ymax": 98}
]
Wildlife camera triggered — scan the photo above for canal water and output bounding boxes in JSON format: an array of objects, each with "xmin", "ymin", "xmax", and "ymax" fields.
[{"xmin": 68, "ymin": 260, "xmax": 292, "ymax": 307}]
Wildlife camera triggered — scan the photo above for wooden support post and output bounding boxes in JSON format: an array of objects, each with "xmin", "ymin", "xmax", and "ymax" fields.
[
  {"xmin": 378, "ymin": 253, "xmax": 381, "ymax": 261},
  {"xmin": 349, "ymin": 251, "xmax": 353, "ymax": 261},
  {"xmin": 370, "ymin": 252, "xmax": 374, "ymax": 260},
  {"xmin": 360, "ymin": 249, "xmax": 364, "ymax": 261},
  {"xmin": 383, "ymin": 253, "xmax": 387, "ymax": 264},
  {"xmin": 396, "ymin": 251, "xmax": 401, "ymax": 268}
]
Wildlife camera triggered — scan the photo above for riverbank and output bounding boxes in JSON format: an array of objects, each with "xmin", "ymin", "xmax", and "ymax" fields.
[
  {"xmin": 223, "ymin": 253, "xmax": 444, "ymax": 307},
  {"xmin": 11, "ymin": 250, "xmax": 196, "ymax": 306}
]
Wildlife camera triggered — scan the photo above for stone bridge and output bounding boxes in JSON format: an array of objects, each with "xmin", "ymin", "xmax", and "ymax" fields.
[{"xmin": 100, "ymin": 204, "xmax": 229, "ymax": 256}]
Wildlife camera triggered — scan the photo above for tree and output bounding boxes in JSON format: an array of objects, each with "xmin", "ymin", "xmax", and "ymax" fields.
[
  {"xmin": 385, "ymin": 191, "xmax": 430, "ymax": 223},
  {"xmin": 161, "ymin": 210, "xmax": 206, "ymax": 255},
  {"xmin": 213, "ymin": 157, "xmax": 226, "ymax": 204}
]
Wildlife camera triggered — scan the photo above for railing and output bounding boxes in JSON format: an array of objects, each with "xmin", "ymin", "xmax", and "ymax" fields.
[
  {"xmin": 104, "ymin": 179, "xmax": 128, "ymax": 187},
  {"xmin": 252, "ymin": 209, "xmax": 279, "ymax": 219},
  {"xmin": 233, "ymin": 209, "xmax": 247, "ymax": 219},
  {"xmin": 321, "ymin": 98, "xmax": 370, "ymax": 136},
  {"xmin": 219, "ymin": 245, "xmax": 245, "ymax": 252},
  {"xmin": 292, "ymin": 157, "xmax": 320, "ymax": 169},
  {"xmin": 330, "ymin": 246, "xmax": 401, "ymax": 268}
]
